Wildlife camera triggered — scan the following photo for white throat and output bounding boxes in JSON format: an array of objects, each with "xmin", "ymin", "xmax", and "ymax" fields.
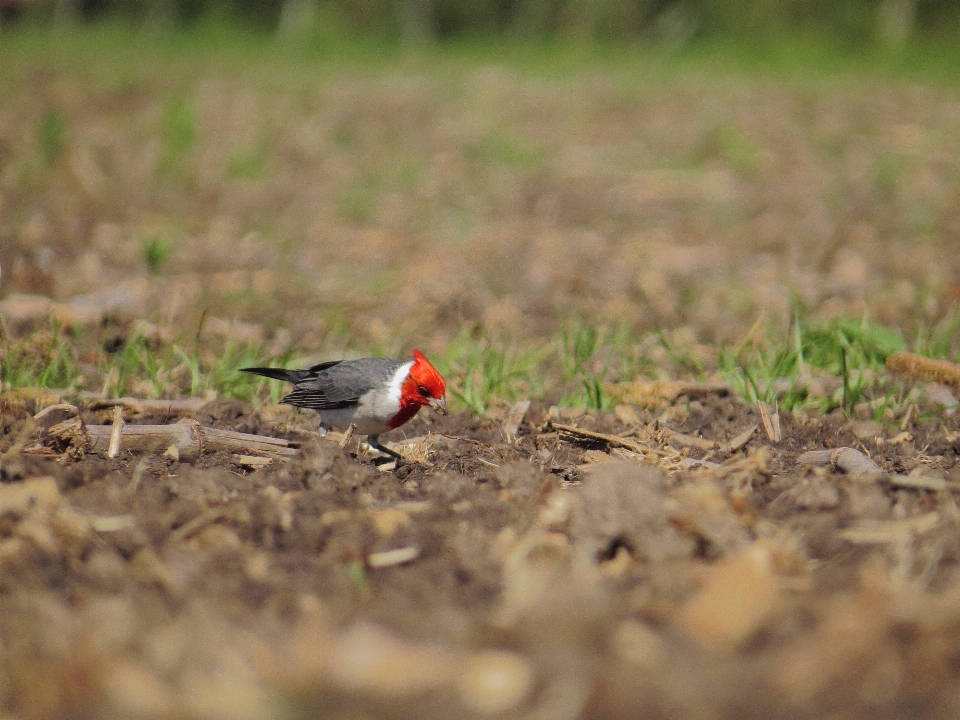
[{"xmin": 385, "ymin": 360, "xmax": 415, "ymax": 406}]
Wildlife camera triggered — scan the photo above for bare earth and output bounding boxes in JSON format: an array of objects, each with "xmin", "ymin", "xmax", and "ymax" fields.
[{"xmin": 3, "ymin": 45, "xmax": 960, "ymax": 719}]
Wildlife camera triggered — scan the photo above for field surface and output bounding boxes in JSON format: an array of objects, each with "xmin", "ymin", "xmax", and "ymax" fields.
[{"xmin": 4, "ymin": 32, "xmax": 960, "ymax": 719}]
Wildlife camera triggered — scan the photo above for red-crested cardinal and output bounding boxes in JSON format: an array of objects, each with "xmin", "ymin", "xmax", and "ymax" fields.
[{"xmin": 242, "ymin": 349, "xmax": 447, "ymax": 458}]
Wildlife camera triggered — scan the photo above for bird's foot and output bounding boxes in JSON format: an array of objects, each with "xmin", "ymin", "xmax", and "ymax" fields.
[{"xmin": 362, "ymin": 436, "xmax": 404, "ymax": 464}]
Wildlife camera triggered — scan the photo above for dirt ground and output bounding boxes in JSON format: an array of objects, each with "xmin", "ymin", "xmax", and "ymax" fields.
[
  {"xmin": 5, "ymin": 42, "xmax": 960, "ymax": 719},
  {"xmin": 3, "ymin": 386, "xmax": 960, "ymax": 719}
]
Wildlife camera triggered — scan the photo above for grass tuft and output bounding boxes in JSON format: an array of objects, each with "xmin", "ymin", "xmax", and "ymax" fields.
[
  {"xmin": 441, "ymin": 331, "xmax": 547, "ymax": 415},
  {"xmin": 142, "ymin": 236, "xmax": 174, "ymax": 274},
  {"xmin": 0, "ymin": 322, "xmax": 81, "ymax": 391},
  {"xmin": 38, "ymin": 109, "xmax": 67, "ymax": 166}
]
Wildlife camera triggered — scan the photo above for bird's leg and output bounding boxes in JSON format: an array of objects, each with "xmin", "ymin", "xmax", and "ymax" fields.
[{"xmin": 364, "ymin": 434, "xmax": 404, "ymax": 461}]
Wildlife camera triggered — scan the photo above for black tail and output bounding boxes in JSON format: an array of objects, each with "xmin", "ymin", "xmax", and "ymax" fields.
[{"xmin": 240, "ymin": 366, "xmax": 310, "ymax": 384}]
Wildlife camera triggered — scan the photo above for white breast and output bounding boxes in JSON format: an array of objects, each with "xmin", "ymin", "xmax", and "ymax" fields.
[{"xmin": 318, "ymin": 361, "xmax": 414, "ymax": 436}]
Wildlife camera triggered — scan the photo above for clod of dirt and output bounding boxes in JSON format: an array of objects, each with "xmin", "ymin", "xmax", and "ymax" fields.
[
  {"xmin": 669, "ymin": 477, "xmax": 753, "ymax": 558},
  {"xmin": 0, "ymin": 451, "xmax": 50, "ymax": 483},
  {"xmin": 457, "ymin": 649, "xmax": 535, "ymax": 714},
  {"xmin": 677, "ymin": 542, "xmax": 780, "ymax": 653},
  {"xmin": 196, "ymin": 398, "xmax": 263, "ymax": 435},
  {"xmin": 269, "ymin": 441, "xmax": 384, "ymax": 498},
  {"xmin": 569, "ymin": 461, "xmax": 694, "ymax": 566}
]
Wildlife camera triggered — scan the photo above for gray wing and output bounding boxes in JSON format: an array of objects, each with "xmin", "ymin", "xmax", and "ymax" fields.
[{"xmin": 281, "ymin": 358, "xmax": 405, "ymax": 410}]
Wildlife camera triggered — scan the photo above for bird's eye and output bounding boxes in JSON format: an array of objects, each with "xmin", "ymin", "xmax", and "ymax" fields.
[{"xmin": 418, "ymin": 385, "xmax": 431, "ymax": 397}]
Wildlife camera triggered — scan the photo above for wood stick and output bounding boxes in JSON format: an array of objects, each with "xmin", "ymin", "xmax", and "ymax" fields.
[
  {"xmin": 33, "ymin": 403, "xmax": 79, "ymax": 420},
  {"xmin": 725, "ymin": 425, "xmax": 757, "ymax": 452},
  {"xmin": 47, "ymin": 421, "xmax": 299, "ymax": 462},
  {"xmin": 757, "ymin": 401, "xmax": 781, "ymax": 442},
  {"xmin": 552, "ymin": 422, "xmax": 672, "ymax": 457},
  {"xmin": 107, "ymin": 405, "xmax": 124, "ymax": 458},
  {"xmin": 86, "ymin": 396, "xmax": 209, "ymax": 417},
  {"xmin": 797, "ymin": 447, "xmax": 884, "ymax": 476},
  {"xmin": 886, "ymin": 351, "xmax": 960, "ymax": 388},
  {"xmin": 661, "ymin": 429, "xmax": 715, "ymax": 451},
  {"xmin": 660, "ymin": 425, "xmax": 756, "ymax": 453},
  {"xmin": 831, "ymin": 447, "xmax": 884, "ymax": 475},
  {"xmin": 797, "ymin": 449, "xmax": 834, "ymax": 466}
]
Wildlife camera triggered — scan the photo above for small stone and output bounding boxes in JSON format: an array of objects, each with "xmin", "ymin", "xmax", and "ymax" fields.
[
  {"xmin": 368, "ymin": 546, "xmax": 419, "ymax": 568},
  {"xmin": 850, "ymin": 421, "xmax": 883, "ymax": 441},
  {"xmin": 923, "ymin": 382, "xmax": 959, "ymax": 410},
  {"xmin": 328, "ymin": 622, "xmax": 452, "ymax": 696},
  {"xmin": 104, "ymin": 660, "xmax": 175, "ymax": 716},
  {"xmin": 0, "ymin": 476, "xmax": 60, "ymax": 516},
  {"xmin": 614, "ymin": 404, "xmax": 641, "ymax": 426},
  {"xmin": 613, "ymin": 619, "xmax": 664, "ymax": 667},
  {"xmin": 246, "ymin": 553, "xmax": 271, "ymax": 581},
  {"xmin": 371, "ymin": 508, "xmax": 411, "ymax": 537},
  {"xmin": 181, "ymin": 672, "xmax": 277, "ymax": 720},
  {"xmin": 559, "ymin": 406, "xmax": 585, "ymax": 421},
  {"xmin": 537, "ymin": 491, "xmax": 574, "ymax": 530},
  {"xmin": 191, "ymin": 525, "xmax": 242, "ymax": 551},
  {"xmin": 678, "ymin": 543, "xmax": 780, "ymax": 653},
  {"xmin": 458, "ymin": 650, "xmax": 534, "ymax": 715},
  {"xmin": 599, "ymin": 545, "xmax": 633, "ymax": 576}
]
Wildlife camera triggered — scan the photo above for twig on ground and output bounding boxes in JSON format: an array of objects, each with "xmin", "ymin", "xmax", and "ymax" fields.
[
  {"xmin": 86, "ymin": 396, "xmax": 209, "ymax": 418},
  {"xmin": 234, "ymin": 455, "xmax": 273, "ymax": 468},
  {"xmin": 170, "ymin": 508, "xmax": 230, "ymax": 542},
  {"xmin": 552, "ymin": 421, "xmax": 688, "ymax": 472},
  {"xmin": 553, "ymin": 422, "xmax": 671, "ymax": 456},
  {"xmin": 32, "ymin": 403, "xmax": 79, "ymax": 421},
  {"xmin": 758, "ymin": 401, "xmax": 781, "ymax": 442},
  {"xmin": 436, "ymin": 433, "xmax": 488, "ymax": 446},
  {"xmin": 368, "ymin": 546, "xmax": 419, "ymax": 568},
  {"xmin": 660, "ymin": 429, "xmax": 714, "ymax": 451},
  {"xmin": 797, "ymin": 447, "xmax": 884, "ymax": 476},
  {"xmin": 107, "ymin": 405, "xmax": 124, "ymax": 458},
  {"xmin": 658, "ymin": 425, "xmax": 757, "ymax": 453},
  {"xmin": 900, "ymin": 403, "xmax": 915, "ymax": 431},
  {"xmin": 40, "ymin": 421, "xmax": 299, "ymax": 462}
]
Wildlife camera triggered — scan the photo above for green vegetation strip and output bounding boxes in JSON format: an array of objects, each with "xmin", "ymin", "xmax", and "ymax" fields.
[{"xmin": 3, "ymin": 312, "xmax": 959, "ymax": 420}]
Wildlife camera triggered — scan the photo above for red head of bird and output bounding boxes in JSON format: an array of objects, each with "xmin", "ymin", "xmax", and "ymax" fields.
[{"xmin": 398, "ymin": 349, "xmax": 447, "ymax": 419}]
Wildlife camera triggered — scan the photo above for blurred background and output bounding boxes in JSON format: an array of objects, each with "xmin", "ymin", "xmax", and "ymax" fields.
[
  {"xmin": 0, "ymin": 0, "xmax": 956, "ymax": 47},
  {"xmin": 3, "ymin": 0, "xmax": 960, "ymax": 404}
]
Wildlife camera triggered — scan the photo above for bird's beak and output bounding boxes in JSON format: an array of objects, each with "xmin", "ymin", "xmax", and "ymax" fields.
[{"xmin": 428, "ymin": 396, "xmax": 448, "ymax": 415}]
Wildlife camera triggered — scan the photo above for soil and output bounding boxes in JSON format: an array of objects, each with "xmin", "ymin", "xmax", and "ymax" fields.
[{"xmin": 3, "ymin": 391, "xmax": 960, "ymax": 720}]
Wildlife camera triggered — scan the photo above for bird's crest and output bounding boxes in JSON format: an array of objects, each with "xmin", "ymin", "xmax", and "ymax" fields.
[{"xmin": 408, "ymin": 349, "xmax": 446, "ymax": 400}]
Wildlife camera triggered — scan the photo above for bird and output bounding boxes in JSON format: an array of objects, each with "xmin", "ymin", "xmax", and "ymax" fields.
[{"xmin": 241, "ymin": 349, "xmax": 447, "ymax": 459}]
